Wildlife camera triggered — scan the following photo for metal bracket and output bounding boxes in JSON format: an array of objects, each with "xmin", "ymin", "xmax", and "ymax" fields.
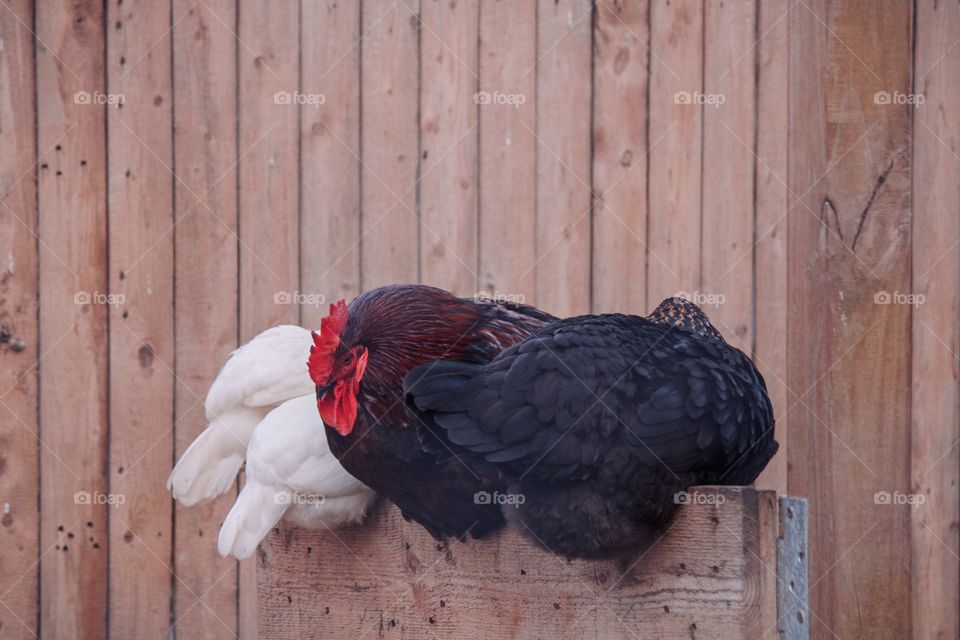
[{"xmin": 777, "ymin": 496, "xmax": 809, "ymax": 640}]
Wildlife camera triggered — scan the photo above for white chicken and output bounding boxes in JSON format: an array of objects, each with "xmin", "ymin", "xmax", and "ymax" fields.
[
  {"xmin": 167, "ymin": 324, "xmax": 377, "ymax": 559},
  {"xmin": 218, "ymin": 394, "xmax": 376, "ymax": 559},
  {"xmin": 168, "ymin": 325, "xmax": 315, "ymax": 504}
]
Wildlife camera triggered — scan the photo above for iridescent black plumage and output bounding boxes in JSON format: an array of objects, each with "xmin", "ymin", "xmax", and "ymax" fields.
[
  {"xmin": 403, "ymin": 300, "xmax": 777, "ymax": 558},
  {"xmin": 320, "ymin": 284, "xmax": 555, "ymax": 540}
]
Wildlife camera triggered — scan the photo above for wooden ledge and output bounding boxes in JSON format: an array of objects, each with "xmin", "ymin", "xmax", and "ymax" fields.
[{"xmin": 258, "ymin": 486, "xmax": 807, "ymax": 639}]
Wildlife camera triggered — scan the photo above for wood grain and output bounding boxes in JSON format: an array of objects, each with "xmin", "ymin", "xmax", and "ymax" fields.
[
  {"xmin": 172, "ymin": 0, "xmax": 239, "ymax": 637},
  {"xmin": 753, "ymin": 0, "xmax": 789, "ymax": 494},
  {"xmin": 647, "ymin": 0, "xmax": 703, "ymax": 304},
  {"xmin": 912, "ymin": 1, "xmax": 960, "ymax": 637},
  {"xmin": 106, "ymin": 0, "xmax": 174, "ymax": 637},
  {"xmin": 0, "ymin": 2, "xmax": 39, "ymax": 637},
  {"xmin": 701, "ymin": 0, "xmax": 755, "ymax": 348},
  {"xmin": 300, "ymin": 0, "xmax": 361, "ymax": 327},
  {"xmin": 238, "ymin": 0, "xmax": 300, "ymax": 335},
  {"xmin": 36, "ymin": 1, "xmax": 109, "ymax": 637},
  {"xmin": 591, "ymin": 0, "xmax": 649, "ymax": 315},
  {"xmin": 238, "ymin": 2, "xmax": 301, "ymax": 636},
  {"xmin": 258, "ymin": 487, "xmax": 780, "ymax": 639},
  {"xmin": 788, "ymin": 1, "xmax": 913, "ymax": 637},
  {"xmin": 477, "ymin": 0, "xmax": 536, "ymax": 305},
  {"xmin": 419, "ymin": 0, "xmax": 478, "ymax": 296},
  {"xmin": 534, "ymin": 0, "xmax": 592, "ymax": 317},
  {"xmin": 360, "ymin": 0, "xmax": 420, "ymax": 289}
]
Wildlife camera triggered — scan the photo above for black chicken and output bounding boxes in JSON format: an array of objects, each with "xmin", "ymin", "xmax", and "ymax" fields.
[
  {"xmin": 309, "ymin": 284, "xmax": 555, "ymax": 540},
  {"xmin": 403, "ymin": 298, "xmax": 778, "ymax": 558}
]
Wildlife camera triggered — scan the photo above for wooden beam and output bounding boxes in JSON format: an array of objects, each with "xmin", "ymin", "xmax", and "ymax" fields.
[
  {"xmin": 787, "ymin": 1, "xmax": 913, "ymax": 637},
  {"xmin": 258, "ymin": 487, "xmax": 783, "ymax": 639}
]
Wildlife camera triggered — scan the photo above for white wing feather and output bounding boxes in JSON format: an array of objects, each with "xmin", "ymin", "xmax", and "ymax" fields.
[{"xmin": 204, "ymin": 325, "xmax": 315, "ymax": 418}]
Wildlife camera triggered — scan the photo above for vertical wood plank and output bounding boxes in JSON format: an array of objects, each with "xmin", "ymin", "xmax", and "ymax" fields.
[
  {"xmin": 238, "ymin": 0, "xmax": 300, "ymax": 336},
  {"xmin": 106, "ymin": 0, "xmax": 174, "ymax": 637},
  {"xmin": 300, "ymin": 0, "xmax": 361, "ymax": 327},
  {"xmin": 238, "ymin": 1, "xmax": 301, "ymax": 636},
  {"xmin": 0, "ymin": 2, "xmax": 39, "ymax": 637},
  {"xmin": 647, "ymin": 0, "xmax": 703, "ymax": 303},
  {"xmin": 36, "ymin": 1, "xmax": 109, "ymax": 637},
  {"xmin": 477, "ymin": 0, "xmax": 536, "ymax": 304},
  {"xmin": 535, "ymin": 0, "xmax": 592, "ymax": 317},
  {"xmin": 361, "ymin": 0, "xmax": 420, "ymax": 290},
  {"xmin": 419, "ymin": 0, "xmax": 478, "ymax": 296},
  {"xmin": 591, "ymin": 0, "xmax": 649, "ymax": 315},
  {"xmin": 912, "ymin": 2, "xmax": 960, "ymax": 637},
  {"xmin": 172, "ymin": 1, "xmax": 239, "ymax": 637},
  {"xmin": 701, "ymin": 0, "xmax": 755, "ymax": 347},
  {"xmin": 753, "ymin": 0, "xmax": 788, "ymax": 494},
  {"xmin": 788, "ymin": 1, "xmax": 913, "ymax": 637}
]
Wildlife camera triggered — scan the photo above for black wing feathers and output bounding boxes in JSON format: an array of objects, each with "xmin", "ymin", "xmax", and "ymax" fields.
[{"xmin": 404, "ymin": 313, "xmax": 776, "ymax": 486}]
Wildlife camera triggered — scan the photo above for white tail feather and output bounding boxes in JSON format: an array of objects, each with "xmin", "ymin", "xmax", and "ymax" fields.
[
  {"xmin": 218, "ymin": 482, "xmax": 289, "ymax": 560},
  {"xmin": 167, "ymin": 406, "xmax": 262, "ymax": 506}
]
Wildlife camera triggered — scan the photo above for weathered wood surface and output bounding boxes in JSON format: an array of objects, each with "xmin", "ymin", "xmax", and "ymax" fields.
[
  {"xmin": 300, "ymin": 0, "xmax": 361, "ymax": 326},
  {"xmin": 787, "ymin": 1, "xmax": 913, "ymax": 638},
  {"xmin": 753, "ymin": 0, "xmax": 789, "ymax": 496},
  {"xmin": 106, "ymin": 0, "xmax": 175, "ymax": 636},
  {"xmin": 592, "ymin": 0, "xmax": 649, "ymax": 316},
  {"xmin": 647, "ymin": 0, "xmax": 703, "ymax": 304},
  {"xmin": 911, "ymin": 1, "xmax": 960, "ymax": 638},
  {"xmin": 534, "ymin": 0, "xmax": 592, "ymax": 318},
  {"xmin": 36, "ymin": 1, "xmax": 109, "ymax": 637},
  {"xmin": 701, "ymin": 0, "xmax": 756, "ymax": 350},
  {"xmin": 0, "ymin": 2, "xmax": 38, "ymax": 637},
  {"xmin": 258, "ymin": 487, "xmax": 784, "ymax": 639},
  {"xmin": 172, "ymin": 1, "xmax": 240, "ymax": 637},
  {"xmin": 238, "ymin": 2, "xmax": 302, "ymax": 637},
  {"xmin": 477, "ymin": 0, "xmax": 536, "ymax": 306},
  {"xmin": 360, "ymin": 0, "xmax": 420, "ymax": 290},
  {"xmin": 419, "ymin": 0, "xmax": 479, "ymax": 296}
]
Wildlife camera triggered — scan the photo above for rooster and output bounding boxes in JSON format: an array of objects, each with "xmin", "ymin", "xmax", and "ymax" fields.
[
  {"xmin": 308, "ymin": 284, "xmax": 555, "ymax": 540},
  {"xmin": 168, "ymin": 325, "xmax": 376, "ymax": 555},
  {"xmin": 403, "ymin": 298, "xmax": 778, "ymax": 558}
]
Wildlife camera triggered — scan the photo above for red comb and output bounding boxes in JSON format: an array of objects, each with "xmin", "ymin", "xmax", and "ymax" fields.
[{"xmin": 307, "ymin": 300, "xmax": 348, "ymax": 385}]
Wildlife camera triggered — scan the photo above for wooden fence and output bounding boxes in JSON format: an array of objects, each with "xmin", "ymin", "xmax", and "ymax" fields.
[{"xmin": 0, "ymin": 0, "xmax": 953, "ymax": 638}]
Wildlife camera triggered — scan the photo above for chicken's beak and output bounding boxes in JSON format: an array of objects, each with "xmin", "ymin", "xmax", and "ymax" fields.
[{"xmin": 316, "ymin": 381, "xmax": 335, "ymax": 399}]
